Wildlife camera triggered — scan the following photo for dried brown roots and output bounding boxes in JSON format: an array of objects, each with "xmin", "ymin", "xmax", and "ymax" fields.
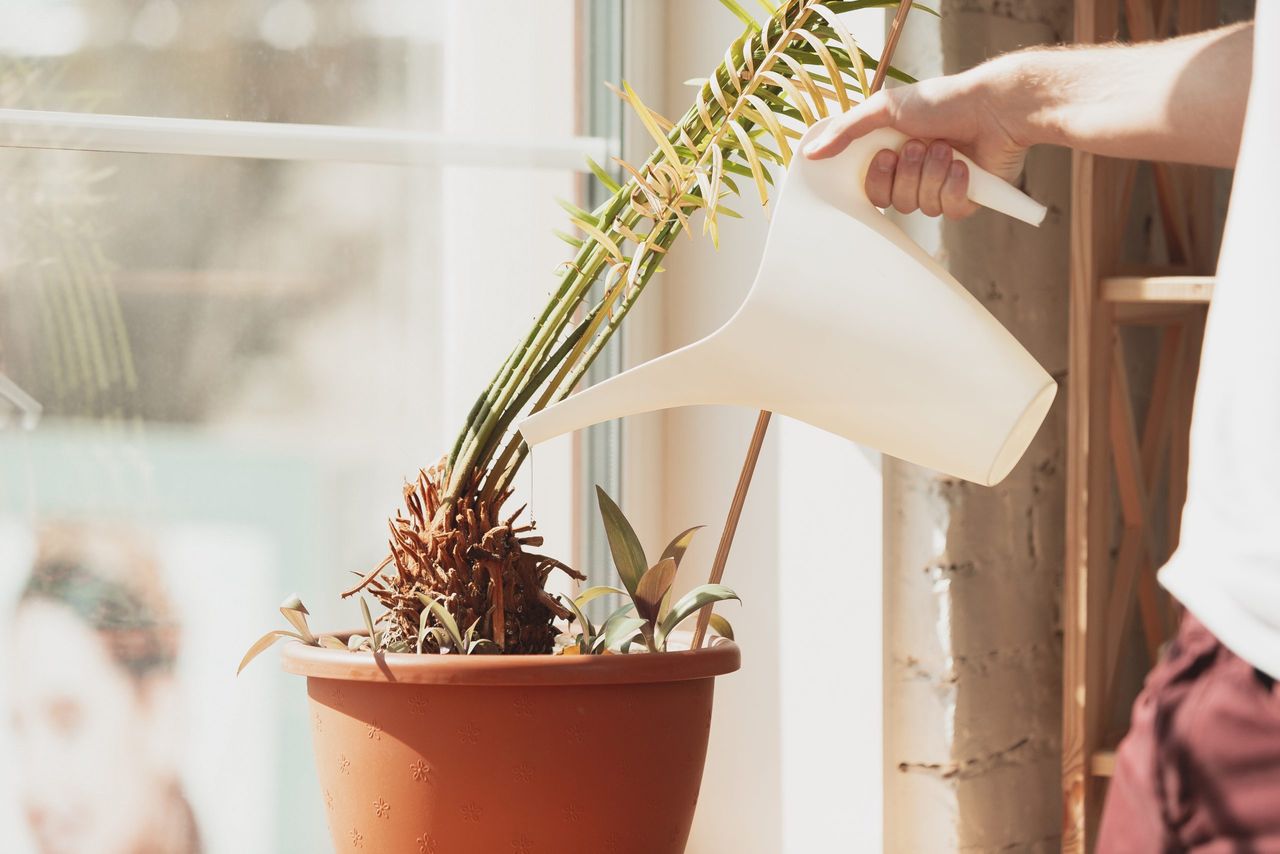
[{"xmin": 343, "ymin": 460, "xmax": 584, "ymax": 655}]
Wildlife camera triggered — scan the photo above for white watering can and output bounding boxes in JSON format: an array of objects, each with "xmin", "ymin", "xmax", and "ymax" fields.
[{"xmin": 519, "ymin": 119, "xmax": 1057, "ymax": 486}]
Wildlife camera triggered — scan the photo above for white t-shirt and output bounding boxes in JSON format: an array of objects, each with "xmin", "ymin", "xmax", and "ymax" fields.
[{"xmin": 1159, "ymin": 1, "xmax": 1280, "ymax": 678}]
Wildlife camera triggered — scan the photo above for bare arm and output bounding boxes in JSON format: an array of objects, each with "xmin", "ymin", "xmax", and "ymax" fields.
[{"xmin": 803, "ymin": 23, "xmax": 1253, "ymax": 218}]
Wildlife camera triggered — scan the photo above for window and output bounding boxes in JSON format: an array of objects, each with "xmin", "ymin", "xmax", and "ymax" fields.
[{"xmin": 0, "ymin": 3, "xmax": 619, "ymax": 851}]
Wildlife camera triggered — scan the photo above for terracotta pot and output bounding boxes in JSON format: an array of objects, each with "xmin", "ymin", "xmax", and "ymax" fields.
[{"xmin": 281, "ymin": 638, "xmax": 740, "ymax": 853}]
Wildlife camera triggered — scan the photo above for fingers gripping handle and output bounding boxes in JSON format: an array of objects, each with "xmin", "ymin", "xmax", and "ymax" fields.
[{"xmin": 817, "ymin": 124, "xmax": 1047, "ymax": 227}]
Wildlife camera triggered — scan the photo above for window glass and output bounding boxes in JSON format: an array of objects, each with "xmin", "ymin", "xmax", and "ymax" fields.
[
  {"xmin": 0, "ymin": 0, "xmax": 446, "ymax": 126},
  {"xmin": 0, "ymin": 2, "xmax": 595, "ymax": 851}
]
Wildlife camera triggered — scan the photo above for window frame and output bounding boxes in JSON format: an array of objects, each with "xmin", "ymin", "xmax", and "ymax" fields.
[
  {"xmin": 0, "ymin": 6, "xmax": 630, "ymax": 559},
  {"xmin": 0, "ymin": 106, "xmax": 610, "ymax": 168}
]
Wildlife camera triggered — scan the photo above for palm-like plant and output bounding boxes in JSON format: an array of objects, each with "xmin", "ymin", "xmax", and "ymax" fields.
[{"xmin": 346, "ymin": 0, "xmax": 918, "ymax": 654}]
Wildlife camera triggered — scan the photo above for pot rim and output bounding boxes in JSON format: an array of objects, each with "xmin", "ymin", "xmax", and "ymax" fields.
[{"xmin": 280, "ymin": 635, "xmax": 740, "ymax": 686}]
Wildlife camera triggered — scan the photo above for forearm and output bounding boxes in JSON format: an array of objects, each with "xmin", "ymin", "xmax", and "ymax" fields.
[{"xmin": 986, "ymin": 23, "xmax": 1253, "ymax": 168}]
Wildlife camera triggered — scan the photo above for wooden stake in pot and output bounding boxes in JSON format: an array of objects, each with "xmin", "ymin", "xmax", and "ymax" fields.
[{"xmin": 690, "ymin": 3, "xmax": 915, "ymax": 649}]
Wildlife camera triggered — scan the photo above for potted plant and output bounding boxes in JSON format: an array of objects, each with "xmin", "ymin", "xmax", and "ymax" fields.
[{"xmin": 241, "ymin": 1, "xmax": 912, "ymax": 850}]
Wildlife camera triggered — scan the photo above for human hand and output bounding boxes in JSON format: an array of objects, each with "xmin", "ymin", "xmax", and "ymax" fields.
[{"xmin": 801, "ymin": 62, "xmax": 1032, "ymax": 219}]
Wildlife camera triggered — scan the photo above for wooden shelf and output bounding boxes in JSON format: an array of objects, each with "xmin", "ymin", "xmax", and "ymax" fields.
[
  {"xmin": 1102, "ymin": 276, "xmax": 1214, "ymax": 304},
  {"xmin": 1090, "ymin": 751, "xmax": 1116, "ymax": 778}
]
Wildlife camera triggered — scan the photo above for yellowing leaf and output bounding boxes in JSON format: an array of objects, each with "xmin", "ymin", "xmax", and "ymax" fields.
[
  {"xmin": 237, "ymin": 630, "xmax": 306, "ymax": 675},
  {"xmin": 760, "ymin": 70, "xmax": 818, "ymax": 126},
  {"xmin": 611, "ymin": 157, "xmax": 664, "ymax": 216},
  {"xmin": 634, "ymin": 557, "xmax": 677, "ymax": 624},
  {"xmin": 709, "ymin": 613, "xmax": 736, "ymax": 641},
  {"xmin": 575, "ymin": 585, "xmax": 629, "ymax": 608},
  {"xmin": 622, "ymin": 82, "xmax": 680, "ymax": 165},
  {"xmin": 776, "ymin": 53, "xmax": 831, "ymax": 118},
  {"xmin": 660, "ymin": 526, "xmax": 703, "ymax": 570},
  {"xmin": 810, "ymin": 4, "xmax": 870, "ymax": 96},
  {"xmin": 727, "ymin": 120, "xmax": 770, "ymax": 208},
  {"xmin": 279, "ymin": 594, "xmax": 314, "ymax": 644},
  {"xmin": 744, "ymin": 95, "xmax": 793, "ymax": 165},
  {"xmin": 570, "ymin": 217, "xmax": 625, "ymax": 264},
  {"xmin": 795, "ymin": 29, "xmax": 851, "ymax": 110}
]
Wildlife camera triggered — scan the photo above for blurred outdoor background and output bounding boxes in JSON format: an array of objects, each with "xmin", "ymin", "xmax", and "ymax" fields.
[
  {"xmin": 0, "ymin": 1, "xmax": 894, "ymax": 852},
  {"xmin": 0, "ymin": 1, "xmax": 586, "ymax": 851}
]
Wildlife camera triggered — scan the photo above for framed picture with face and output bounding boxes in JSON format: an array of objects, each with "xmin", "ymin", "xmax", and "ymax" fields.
[{"xmin": 0, "ymin": 428, "xmax": 340, "ymax": 854}]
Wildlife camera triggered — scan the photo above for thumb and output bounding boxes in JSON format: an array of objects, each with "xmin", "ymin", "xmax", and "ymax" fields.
[{"xmin": 801, "ymin": 91, "xmax": 894, "ymax": 160}]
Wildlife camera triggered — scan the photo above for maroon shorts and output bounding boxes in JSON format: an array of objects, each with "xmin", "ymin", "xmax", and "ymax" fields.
[{"xmin": 1097, "ymin": 612, "xmax": 1280, "ymax": 853}]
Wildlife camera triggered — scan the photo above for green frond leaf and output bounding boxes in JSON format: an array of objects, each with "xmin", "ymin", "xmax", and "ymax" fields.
[
  {"xmin": 557, "ymin": 197, "xmax": 596, "ymax": 223},
  {"xmin": 717, "ymin": 0, "xmax": 761, "ymax": 31},
  {"xmin": 553, "ymin": 229, "xmax": 583, "ymax": 248},
  {"xmin": 860, "ymin": 52, "xmax": 918, "ymax": 85},
  {"xmin": 826, "ymin": 0, "xmax": 938, "ymax": 15}
]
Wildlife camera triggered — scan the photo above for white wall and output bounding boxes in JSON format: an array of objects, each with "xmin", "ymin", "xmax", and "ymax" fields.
[
  {"xmin": 442, "ymin": 0, "xmax": 579, "ymax": 563},
  {"xmin": 631, "ymin": 4, "xmax": 887, "ymax": 851}
]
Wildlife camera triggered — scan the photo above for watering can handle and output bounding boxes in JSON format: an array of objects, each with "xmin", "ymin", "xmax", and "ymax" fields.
[{"xmin": 827, "ymin": 125, "xmax": 1047, "ymax": 227}]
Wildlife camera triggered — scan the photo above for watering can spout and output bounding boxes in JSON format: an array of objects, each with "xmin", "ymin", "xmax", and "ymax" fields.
[
  {"xmin": 518, "ymin": 121, "xmax": 1057, "ymax": 487},
  {"xmin": 518, "ymin": 342, "xmax": 719, "ymax": 448}
]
